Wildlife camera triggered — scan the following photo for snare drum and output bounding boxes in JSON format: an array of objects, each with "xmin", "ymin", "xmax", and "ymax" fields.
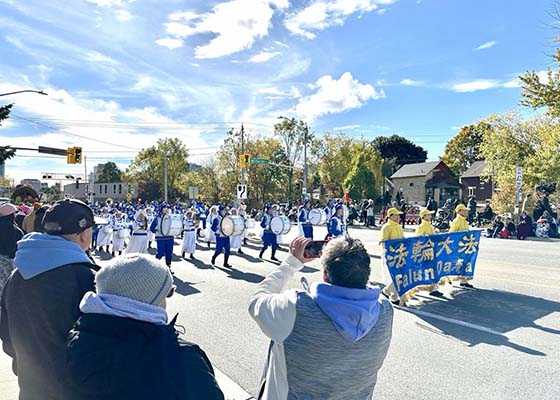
[
  {"xmin": 220, "ymin": 216, "xmax": 245, "ymax": 236},
  {"xmin": 270, "ymin": 216, "xmax": 291, "ymax": 235},
  {"xmin": 160, "ymin": 214, "xmax": 183, "ymax": 237},
  {"xmin": 309, "ymin": 209, "xmax": 327, "ymax": 225}
]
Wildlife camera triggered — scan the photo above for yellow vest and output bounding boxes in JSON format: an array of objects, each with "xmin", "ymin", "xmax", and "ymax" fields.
[
  {"xmin": 415, "ymin": 220, "xmax": 435, "ymax": 236},
  {"xmin": 449, "ymin": 215, "xmax": 469, "ymax": 232},
  {"xmin": 380, "ymin": 219, "xmax": 404, "ymax": 247}
]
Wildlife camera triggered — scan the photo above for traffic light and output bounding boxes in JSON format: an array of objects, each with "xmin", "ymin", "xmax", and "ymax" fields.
[
  {"xmin": 67, "ymin": 147, "xmax": 76, "ymax": 164},
  {"xmin": 74, "ymin": 147, "xmax": 82, "ymax": 164},
  {"xmin": 295, "ymin": 182, "xmax": 301, "ymax": 191},
  {"xmin": 239, "ymin": 153, "xmax": 251, "ymax": 168}
]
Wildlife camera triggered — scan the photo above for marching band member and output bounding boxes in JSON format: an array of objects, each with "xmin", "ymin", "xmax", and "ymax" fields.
[
  {"xmin": 211, "ymin": 206, "xmax": 232, "ymax": 268},
  {"xmin": 229, "ymin": 208, "xmax": 244, "ymax": 254},
  {"xmin": 324, "ymin": 199, "xmax": 335, "ymax": 221},
  {"xmin": 149, "ymin": 204, "xmax": 175, "ymax": 272},
  {"xmin": 259, "ymin": 205, "xmax": 279, "ymax": 261},
  {"xmin": 110, "ymin": 210, "xmax": 128, "ymax": 256},
  {"xmin": 145, "ymin": 207, "xmax": 156, "ymax": 249},
  {"xmin": 239, "ymin": 203, "xmax": 249, "ymax": 245},
  {"xmin": 327, "ymin": 204, "xmax": 347, "ymax": 238},
  {"xmin": 297, "ymin": 199, "xmax": 313, "ymax": 239},
  {"xmin": 125, "ymin": 209, "xmax": 149, "ymax": 254},
  {"xmin": 96, "ymin": 207, "xmax": 112, "ymax": 253},
  {"xmin": 181, "ymin": 210, "xmax": 197, "ymax": 260},
  {"xmin": 205, "ymin": 206, "xmax": 218, "ymax": 248},
  {"xmin": 380, "ymin": 207, "xmax": 405, "ymax": 305}
]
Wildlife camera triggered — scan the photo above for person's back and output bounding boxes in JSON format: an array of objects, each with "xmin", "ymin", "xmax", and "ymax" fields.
[
  {"xmin": 0, "ymin": 199, "xmax": 98, "ymax": 400},
  {"xmin": 250, "ymin": 237, "xmax": 394, "ymax": 400},
  {"xmin": 283, "ymin": 291, "xmax": 392, "ymax": 399},
  {"xmin": 66, "ymin": 254, "xmax": 224, "ymax": 400}
]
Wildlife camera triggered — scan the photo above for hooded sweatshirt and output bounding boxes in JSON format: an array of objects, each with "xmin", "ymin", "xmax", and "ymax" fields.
[
  {"xmin": 0, "ymin": 232, "xmax": 96, "ymax": 400},
  {"xmin": 249, "ymin": 255, "xmax": 393, "ymax": 400}
]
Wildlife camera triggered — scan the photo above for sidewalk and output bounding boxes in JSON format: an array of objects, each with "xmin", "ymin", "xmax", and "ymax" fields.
[{"xmin": 0, "ymin": 351, "xmax": 254, "ymax": 400}]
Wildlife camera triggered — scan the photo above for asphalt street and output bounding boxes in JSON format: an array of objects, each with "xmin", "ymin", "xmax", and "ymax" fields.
[{"xmin": 1, "ymin": 224, "xmax": 559, "ymax": 399}]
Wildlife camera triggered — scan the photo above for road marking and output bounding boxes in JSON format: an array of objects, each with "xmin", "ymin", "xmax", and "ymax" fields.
[
  {"xmin": 397, "ymin": 307, "xmax": 506, "ymax": 337},
  {"xmin": 214, "ymin": 368, "xmax": 255, "ymax": 400},
  {"xmin": 477, "ymin": 274, "xmax": 560, "ymax": 289}
]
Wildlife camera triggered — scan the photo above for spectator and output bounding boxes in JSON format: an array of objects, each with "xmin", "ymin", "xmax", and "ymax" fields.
[
  {"xmin": 0, "ymin": 199, "xmax": 99, "ymax": 400},
  {"xmin": 487, "ymin": 216, "xmax": 504, "ymax": 238},
  {"xmin": 535, "ymin": 211, "xmax": 552, "ymax": 238},
  {"xmin": 516, "ymin": 211, "xmax": 533, "ymax": 240},
  {"xmin": 467, "ymin": 197, "xmax": 477, "ymax": 224},
  {"xmin": 249, "ymin": 237, "xmax": 393, "ymax": 400},
  {"xmin": 399, "ymin": 200, "xmax": 407, "ymax": 229},
  {"xmin": 0, "ymin": 203, "xmax": 23, "ymax": 299},
  {"xmin": 66, "ymin": 254, "xmax": 224, "ymax": 400},
  {"xmin": 426, "ymin": 196, "xmax": 438, "ymax": 213},
  {"xmin": 366, "ymin": 199, "xmax": 376, "ymax": 227}
]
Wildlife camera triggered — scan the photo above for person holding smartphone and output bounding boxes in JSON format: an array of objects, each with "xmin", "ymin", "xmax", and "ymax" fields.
[{"xmin": 249, "ymin": 236, "xmax": 394, "ymax": 400}]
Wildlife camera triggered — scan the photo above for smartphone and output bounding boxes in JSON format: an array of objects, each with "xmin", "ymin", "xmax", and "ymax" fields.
[{"xmin": 304, "ymin": 240, "xmax": 328, "ymax": 258}]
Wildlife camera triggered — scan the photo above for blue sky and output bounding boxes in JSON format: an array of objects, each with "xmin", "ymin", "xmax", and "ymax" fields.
[{"xmin": 0, "ymin": 0, "xmax": 555, "ymax": 183}]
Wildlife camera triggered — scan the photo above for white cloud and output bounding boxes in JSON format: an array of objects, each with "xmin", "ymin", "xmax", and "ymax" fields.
[
  {"xmin": 452, "ymin": 79, "xmax": 501, "ymax": 93},
  {"xmin": 155, "ymin": 37, "xmax": 183, "ymax": 50},
  {"xmin": 333, "ymin": 124, "xmax": 360, "ymax": 131},
  {"xmin": 474, "ymin": 41, "xmax": 496, "ymax": 51},
  {"xmin": 503, "ymin": 79, "xmax": 520, "ymax": 88},
  {"xmin": 249, "ymin": 51, "xmax": 281, "ymax": 63},
  {"xmin": 158, "ymin": 0, "xmax": 285, "ymax": 59},
  {"xmin": 400, "ymin": 78, "xmax": 421, "ymax": 86},
  {"xmin": 274, "ymin": 40, "xmax": 289, "ymax": 48},
  {"xmin": 295, "ymin": 72, "xmax": 384, "ymax": 121},
  {"xmin": 86, "ymin": 0, "xmax": 126, "ymax": 6},
  {"xmin": 285, "ymin": 0, "xmax": 397, "ymax": 39}
]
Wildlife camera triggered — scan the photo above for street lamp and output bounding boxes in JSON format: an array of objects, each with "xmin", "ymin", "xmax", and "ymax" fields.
[{"xmin": 0, "ymin": 90, "xmax": 48, "ymax": 97}]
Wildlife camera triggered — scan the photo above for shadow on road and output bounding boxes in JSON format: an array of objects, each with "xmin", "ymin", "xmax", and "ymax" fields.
[
  {"xmin": 404, "ymin": 287, "xmax": 560, "ymax": 356},
  {"xmin": 214, "ymin": 265, "xmax": 265, "ymax": 284},
  {"xmin": 172, "ymin": 276, "xmax": 201, "ymax": 297},
  {"xmin": 301, "ymin": 266, "xmax": 320, "ymax": 273}
]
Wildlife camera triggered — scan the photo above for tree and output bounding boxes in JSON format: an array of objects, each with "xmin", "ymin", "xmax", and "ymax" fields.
[
  {"xmin": 275, "ymin": 117, "xmax": 312, "ymax": 200},
  {"xmin": 440, "ymin": 122, "xmax": 490, "ymax": 175},
  {"xmin": 478, "ymin": 113, "xmax": 560, "ymax": 212},
  {"xmin": 344, "ymin": 151, "xmax": 377, "ymax": 201},
  {"xmin": 96, "ymin": 162, "xmax": 122, "ymax": 183},
  {"xmin": 126, "ymin": 138, "xmax": 189, "ymax": 200},
  {"xmin": 310, "ymin": 132, "xmax": 355, "ymax": 197},
  {"xmin": 185, "ymin": 159, "xmax": 222, "ymax": 204},
  {"xmin": 371, "ymin": 134, "xmax": 427, "ymax": 167}
]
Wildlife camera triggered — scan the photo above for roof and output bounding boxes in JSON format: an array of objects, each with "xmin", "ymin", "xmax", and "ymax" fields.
[
  {"xmin": 390, "ymin": 161, "xmax": 441, "ymax": 179},
  {"xmin": 461, "ymin": 160, "xmax": 487, "ymax": 178}
]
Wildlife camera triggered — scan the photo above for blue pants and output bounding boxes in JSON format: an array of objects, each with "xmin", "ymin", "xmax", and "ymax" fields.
[
  {"xmin": 213, "ymin": 236, "xmax": 230, "ymax": 259},
  {"xmin": 156, "ymin": 236, "xmax": 174, "ymax": 266},
  {"xmin": 302, "ymin": 224, "xmax": 313, "ymax": 239},
  {"xmin": 262, "ymin": 231, "xmax": 278, "ymax": 251}
]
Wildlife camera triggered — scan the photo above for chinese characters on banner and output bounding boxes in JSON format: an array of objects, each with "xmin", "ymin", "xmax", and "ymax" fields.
[{"xmin": 383, "ymin": 230, "xmax": 481, "ymax": 298}]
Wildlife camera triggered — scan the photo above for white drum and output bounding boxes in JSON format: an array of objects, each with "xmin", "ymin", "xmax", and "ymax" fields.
[
  {"xmin": 160, "ymin": 214, "xmax": 183, "ymax": 236},
  {"xmin": 221, "ymin": 216, "xmax": 245, "ymax": 236},
  {"xmin": 270, "ymin": 216, "xmax": 291, "ymax": 235},
  {"xmin": 309, "ymin": 209, "xmax": 327, "ymax": 225},
  {"xmin": 244, "ymin": 219, "xmax": 255, "ymax": 229}
]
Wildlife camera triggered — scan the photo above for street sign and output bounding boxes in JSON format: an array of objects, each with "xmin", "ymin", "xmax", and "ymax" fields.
[
  {"xmin": 302, "ymin": 187, "xmax": 307, "ymax": 195},
  {"xmin": 250, "ymin": 158, "xmax": 269, "ymax": 165},
  {"xmin": 237, "ymin": 184, "xmax": 247, "ymax": 199},
  {"xmin": 515, "ymin": 166, "xmax": 523, "ymax": 204}
]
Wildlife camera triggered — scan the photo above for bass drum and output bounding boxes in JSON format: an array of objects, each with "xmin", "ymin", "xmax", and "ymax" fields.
[
  {"xmin": 221, "ymin": 216, "xmax": 245, "ymax": 236},
  {"xmin": 160, "ymin": 214, "xmax": 183, "ymax": 237},
  {"xmin": 309, "ymin": 209, "xmax": 327, "ymax": 225},
  {"xmin": 271, "ymin": 216, "xmax": 291, "ymax": 235}
]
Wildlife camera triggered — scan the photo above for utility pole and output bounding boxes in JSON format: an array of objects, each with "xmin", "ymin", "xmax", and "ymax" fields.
[
  {"xmin": 241, "ymin": 123, "xmax": 245, "ymax": 185},
  {"xmin": 164, "ymin": 154, "xmax": 168, "ymax": 203},
  {"xmin": 303, "ymin": 123, "xmax": 308, "ymax": 199}
]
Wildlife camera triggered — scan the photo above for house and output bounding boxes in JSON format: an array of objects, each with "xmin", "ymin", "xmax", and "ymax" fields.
[
  {"xmin": 390, "ymin": 161, "xmax": 461, "ymax": 206},
  {"xmin": 64, "ymin": 181, "xmax": 138, "ymax": 203},
  {"xmin": 460, "ymin": 160, "xmax": 493, "ymax": 203}
]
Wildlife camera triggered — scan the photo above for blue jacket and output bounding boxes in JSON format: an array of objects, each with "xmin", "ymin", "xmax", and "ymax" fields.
[
  {"xmin": 211, "ymin": 215, "xmax": 223, "ymax": 236},
  {"xmin": 298, "ymin": 208, "xmax": 310, "ymax": 224},
  {"xmin": 328, "ymin": 215, "xmax": 346, "ymax": 237}
]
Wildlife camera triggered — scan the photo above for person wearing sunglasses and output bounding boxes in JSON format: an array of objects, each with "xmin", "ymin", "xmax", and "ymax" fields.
[{"xmin": 65, "ymin": 254, "xmax": 224, "ymax": 400}]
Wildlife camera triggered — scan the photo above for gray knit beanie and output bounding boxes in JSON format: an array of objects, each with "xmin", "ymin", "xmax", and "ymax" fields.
[{"xmin": 95, "ymin": 254, "xmax": 174, "ymax": 306}]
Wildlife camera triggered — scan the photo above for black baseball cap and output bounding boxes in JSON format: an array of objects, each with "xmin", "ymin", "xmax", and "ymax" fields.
[{"xmin": 42, "ymin": 199, "xmax": 98, "ymax": 235}]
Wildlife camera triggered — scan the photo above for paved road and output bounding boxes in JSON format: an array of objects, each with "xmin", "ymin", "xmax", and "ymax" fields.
[{"xmin": 1, "ymin": 224, "xmax": 559, "ymax": 399}]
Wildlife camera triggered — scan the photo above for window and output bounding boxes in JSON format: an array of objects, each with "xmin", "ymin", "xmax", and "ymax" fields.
[
  {"xmin": 113, "ymin": 184, "xmax": 116, "ymax": 194},
  {"xmin": 118, "ymin": 184, "xmax": 122, "ymax": 194},
  {"xmin": 104, "ymin": 184, "xmax": 107, "ymax": 194},
  {"xmin": 468, "ymin": 186, "xmax": 476, "ymax": 197},
  {"xmin": 409, "ymin": 182, "xmax": 414, "ymax": 187}
]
